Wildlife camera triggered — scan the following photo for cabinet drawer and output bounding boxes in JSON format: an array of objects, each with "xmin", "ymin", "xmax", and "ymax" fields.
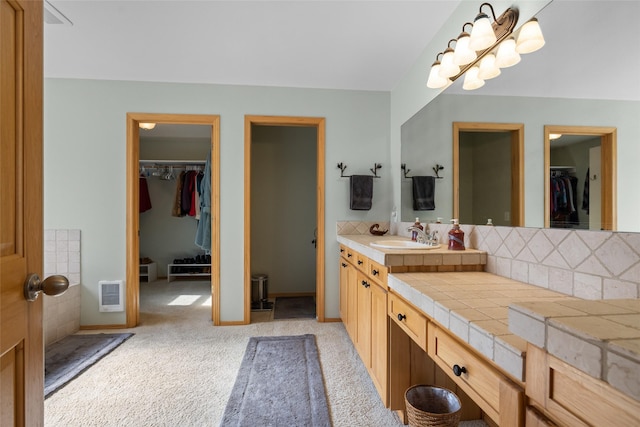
[
  {"xmin": 428, "ymin": 323, "xmax": 501, "ymax": 421},
  {"xmin": 368, "ymin": 259, "xmax": 387, "ymax": 286},
  {"xmin": 388, "ymin": 292, "xmax": 427, "ymax": 351},
  {"xmin": 339, "ymin": 244, "xmax": 355, "ymax": 262},
  {"xmin": 355, "ymin": 252, "xmax": 369, "ymax": 272}
]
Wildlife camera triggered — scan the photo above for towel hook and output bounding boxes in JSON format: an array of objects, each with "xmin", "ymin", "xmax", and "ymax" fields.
[
  {"xmin": 370, "ymin": 163, "xmax": 382, "ymax": 177},
  {"xmin": 433, "ymin": 164, "xmax": 444, "ymax": 179},
  {"xmin": 401, "ymin": 163, "xmax": 412, "ymax": 179}
]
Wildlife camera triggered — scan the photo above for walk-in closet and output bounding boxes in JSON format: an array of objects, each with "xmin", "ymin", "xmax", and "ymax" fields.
[{"xmin": 138, "ymin": 124, "xmax": 212, "ymax": 310}]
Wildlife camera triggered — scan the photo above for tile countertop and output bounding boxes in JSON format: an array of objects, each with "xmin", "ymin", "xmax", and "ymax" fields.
[
  {"xmin": 509, "ymin": 299, "xmax": 640, "ymax": 401},
  {"xmin": 336, "ymin": 234, "xmax": 487, "ymax": 268},
  {"xmin": 388, "ymin": 271, "xmax": 573, "ymax": 383}
]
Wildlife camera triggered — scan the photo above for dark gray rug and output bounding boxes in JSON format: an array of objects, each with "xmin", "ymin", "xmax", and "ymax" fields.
[
  {"xmin": 273, "ymin": 296, "xmax": 316, "ymax": 319},
  {"xmin": 45, "ymin": 333, "xmax": 133, "ymax": 398},
  {"xmin": 221, "ymin": 334, "xmax": 330, "ymax": 427}
]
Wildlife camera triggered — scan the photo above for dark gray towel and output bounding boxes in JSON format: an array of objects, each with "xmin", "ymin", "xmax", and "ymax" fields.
[
  {"xmin": 412, "ymin": 176, "xmax": 435, "ymax": 210},
  {"xmin": 350, "ymin": 175, "xmax": 373, "ymax": 210}
]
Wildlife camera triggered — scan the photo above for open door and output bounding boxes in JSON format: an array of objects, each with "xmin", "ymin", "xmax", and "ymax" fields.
[{"xmin": 1, "ymin": 0, "xmax": 47, "ymax": 424}]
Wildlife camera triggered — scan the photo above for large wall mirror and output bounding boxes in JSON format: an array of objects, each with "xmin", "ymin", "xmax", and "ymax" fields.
[{"xmin": 400, "ymin": 0, "xmax": 640, "ymax": 232}]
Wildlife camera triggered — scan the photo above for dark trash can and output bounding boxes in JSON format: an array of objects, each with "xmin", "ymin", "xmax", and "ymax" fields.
[{"xmin": 405, "ymin": 385, "xmax": 462, "ymax": 427}]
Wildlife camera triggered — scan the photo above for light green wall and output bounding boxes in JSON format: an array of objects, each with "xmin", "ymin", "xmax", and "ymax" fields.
[{"xmin": 44, "ymin": 79, "xmax": 390, "ymax": 325}]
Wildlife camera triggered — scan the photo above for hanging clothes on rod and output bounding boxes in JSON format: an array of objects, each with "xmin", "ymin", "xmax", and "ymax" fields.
[
  {"xmin": 195, "ymin": 152, "xmax": 212, "ymax": 252},
  {"xmin": 550, "ymin": 167, "xmax": 579, "ymax": 227}
]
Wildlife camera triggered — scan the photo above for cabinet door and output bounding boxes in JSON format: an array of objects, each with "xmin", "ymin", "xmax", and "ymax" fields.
[
  {"xmin": 356, "ymin": 271, "xmax": 372, "ymax": 367},
  {"xmin": 370, "ymin": 282, "xmax": 388, "ymax": 406},
  {"xmin": 339, "ymin": 259, "xmax": 349, "ymax": 322},
  {"xmin": 345, "ymin": 262, "xmax": 358, "ymax": 342}
]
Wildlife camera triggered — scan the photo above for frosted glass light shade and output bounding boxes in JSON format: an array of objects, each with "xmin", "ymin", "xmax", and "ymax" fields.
[
  {"xmin": 438, "ymin": 48, "xmax": 460, "ymax": 78},
  {"xmin": 469, "ymin": 14, "xmax": 496, "ymax": 51},
  {"xmin": 477, "ymin": 53, "xmax": 501, "ymax": 80},
  {"xmin": 453, "ymin": 33, "xmax": 476, "ymax": 66},
  {"xmin": 495, "ymin": 38, "xmax": 521, "ymax": 68},
  {"xmin": 463, "ymin": 66, "xmax": 485, "ymax": 90},
  {"xmin": 139, "ymin": 123, "xmax": 156, "ymax": 130},
  {"xmin": 516, "ymin": 18, "xmax": 545, "ymax": 53},
  {"xmin": 427, "ymin": 63, "xmax": 449, "ymax": 89}
]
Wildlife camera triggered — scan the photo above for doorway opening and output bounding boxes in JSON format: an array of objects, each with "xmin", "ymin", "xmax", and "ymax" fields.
[
  {"xmin": 244, "ymin": 116, "xmax": 326, "ymax": 324},
  {"xmin": 453, "ymin": 122, "xmax": 524, "ymax": 226},
  {"xmin": 126, "ymin": 113, "xmax": 220, "ymax": 327},
  {"xmin": 544, "ymin": 125, "xmax": 616, "ymax": 230}
]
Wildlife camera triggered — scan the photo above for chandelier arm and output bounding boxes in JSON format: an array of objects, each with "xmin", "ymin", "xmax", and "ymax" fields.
[{"xmin": 479, "ymin": 2, "xmax": 497, "ymax": 21}]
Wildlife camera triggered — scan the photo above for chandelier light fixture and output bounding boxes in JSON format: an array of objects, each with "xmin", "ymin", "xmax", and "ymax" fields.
[{"xmin": 426, "ymin": 2, "xmax": 545, "ymax": 90}]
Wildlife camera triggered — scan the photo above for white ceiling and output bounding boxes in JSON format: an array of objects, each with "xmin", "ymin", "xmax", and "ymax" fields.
[
  {"xmin": 44, "ymin": 0, "xmax": 460, "ymax": 91},
  {"xmin": 44, "ymin": 0, "xmax": 640, "ymax": 100}
]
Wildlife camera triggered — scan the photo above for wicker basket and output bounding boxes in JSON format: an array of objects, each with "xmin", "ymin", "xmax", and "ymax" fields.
[{"xmin": 405, "ymin": 385, "xmax": 462, "ymax": 427}]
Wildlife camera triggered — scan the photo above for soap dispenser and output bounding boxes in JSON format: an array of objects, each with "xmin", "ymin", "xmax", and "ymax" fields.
[
  {"xmin": 411, "ymin": 218, "xmax": 423, "ymax": 241},
  {"xmin": 448, "ymin": 219, "xmax": 465, "ymax": 250}
]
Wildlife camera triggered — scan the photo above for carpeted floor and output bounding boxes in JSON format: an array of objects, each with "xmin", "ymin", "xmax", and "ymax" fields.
[
  {"xmin": 44, "ymin": 279, "xmax": 487, "ymax": 427},
  {"xmin": 273, "ymin": 296, "xmax": 316, "ymax": 319},
  {"xmin": 45, "ymin": 333, "xmax": 133, "ymax": 398},
  {"xmin": 221, "ymin": 334, "xmax": 330, "ymax": 426}
]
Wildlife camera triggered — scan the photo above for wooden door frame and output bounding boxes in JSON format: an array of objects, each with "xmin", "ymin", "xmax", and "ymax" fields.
[
  {"xmin": 544, "ymin": 125, "xmax": 617, "ymax": 230},
  {"xmin": 453, "ymin": 122, "xmax": 525, "ymax": 226},
  {"xmin": 126, "ymin": 113, "xmax": 221, "ymax": 327},
  {"xmin": 244, "ymin": 116, "xmax": 326, "ymax": 324}
]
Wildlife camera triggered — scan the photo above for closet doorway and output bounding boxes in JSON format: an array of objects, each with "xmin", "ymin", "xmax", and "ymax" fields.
[
  {"xmin": 244, "ymin": 116, "xmax": 326, "ymax": 323},
  {"xmin": 126, "ymin": 113, "xmax": 220, "ymax": 327}
]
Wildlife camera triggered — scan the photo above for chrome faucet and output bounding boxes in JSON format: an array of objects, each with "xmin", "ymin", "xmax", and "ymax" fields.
[{"xmin": 407, "ymin": 226, "xmax": 437, "ymax": 245}]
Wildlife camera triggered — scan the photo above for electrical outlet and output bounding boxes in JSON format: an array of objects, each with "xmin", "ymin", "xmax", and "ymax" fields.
[{"xmin": 504, "ymin": 211, "xmax": 510, "ymax": 221}]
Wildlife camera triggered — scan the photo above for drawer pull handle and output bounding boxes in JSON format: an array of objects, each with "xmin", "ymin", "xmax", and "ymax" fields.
[
  {"xmin": 341, "ymin": 263, "xmax": 347, "ymax": 268},
  {"xmin": 397, "ymin": 313, "xmax": 406, "ymax": 321},
  {"xmin": 453, "ymin": 364, "xmax": 467, "ymax": 377},
  {"xmin": 364, "ymin": 281, "xmax": 370, "ymax": 288},
  {"xmin": 358, "ymin": 260, "xmax": 363, "ymax": 265},
  {"xmin": 372, "ymin": 269, "xmax": 379, "ymax": 276},
  {"xmin": 347, "ymin": 253, "xmax": 352, "ymax": 258},
  {"xmin": 340, "ymin": 248, "xmax": 344, "ymax": 253},
  {"xmin": 361, "ymin": 280, "xmax": 367, "ymax": 286}
]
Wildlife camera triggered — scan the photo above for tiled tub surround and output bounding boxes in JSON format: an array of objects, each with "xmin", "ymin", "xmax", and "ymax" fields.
[
  {"xmin": 388, "ymin": 271, "xmax": 572, "ymax": 382},
  {"xmin": 509, "ymin": 299, "xmax": 640, "ymax": 401},
  {"xmin": 43, "ymin": 229, "xmax": 82, "ymax": 345}
]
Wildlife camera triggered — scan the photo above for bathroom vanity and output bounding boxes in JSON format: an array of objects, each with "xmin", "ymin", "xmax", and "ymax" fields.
[{"xmin": 337, "ymin": 233, "xmax": 640, "ymax": 426}]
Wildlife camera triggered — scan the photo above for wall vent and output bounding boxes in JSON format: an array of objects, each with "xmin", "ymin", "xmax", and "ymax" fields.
[
  {"xmin": 44, "ymin": 0, "xmax": 73, "ymax": 26},
  {"xmin": 98, "ymin": 280, "xmax": 124, "ymax": 312}
]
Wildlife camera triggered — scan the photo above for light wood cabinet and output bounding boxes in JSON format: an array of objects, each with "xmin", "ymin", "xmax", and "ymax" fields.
[
  {"xmin": 526, "ymin": 343, "xmax": 640, "ymax": 427},
  {"xmin": 427, "ymin": 322, "xmax": 524, "ymax": 426},
  {"xmin": 339, "ymin": 244, "xmax": 389, "ymax": 406},
  {"xmin": 388, "ymin": 292, "xmax": 428, "ymax": 351}
]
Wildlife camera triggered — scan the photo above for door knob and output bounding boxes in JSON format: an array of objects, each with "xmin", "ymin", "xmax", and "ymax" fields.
[{"xmin": 24, "ymin": 274, "xmax": 69, "ymax": 302}]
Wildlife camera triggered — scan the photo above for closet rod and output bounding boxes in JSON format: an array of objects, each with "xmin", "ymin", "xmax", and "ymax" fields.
[{"xmin": 139, "ymin": 159, "xmax": 206, "ymax": 165}]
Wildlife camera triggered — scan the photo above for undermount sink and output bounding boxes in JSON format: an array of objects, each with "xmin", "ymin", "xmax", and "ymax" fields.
[{"xmin": 370, "ymin": 240, "xmax": 440, "ymax": 250}]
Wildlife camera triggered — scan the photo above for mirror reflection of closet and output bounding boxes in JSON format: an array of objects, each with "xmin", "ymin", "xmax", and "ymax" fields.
[{"xmin": 544, "ymin": 125, "xmax": 617, "ymax": 230}]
